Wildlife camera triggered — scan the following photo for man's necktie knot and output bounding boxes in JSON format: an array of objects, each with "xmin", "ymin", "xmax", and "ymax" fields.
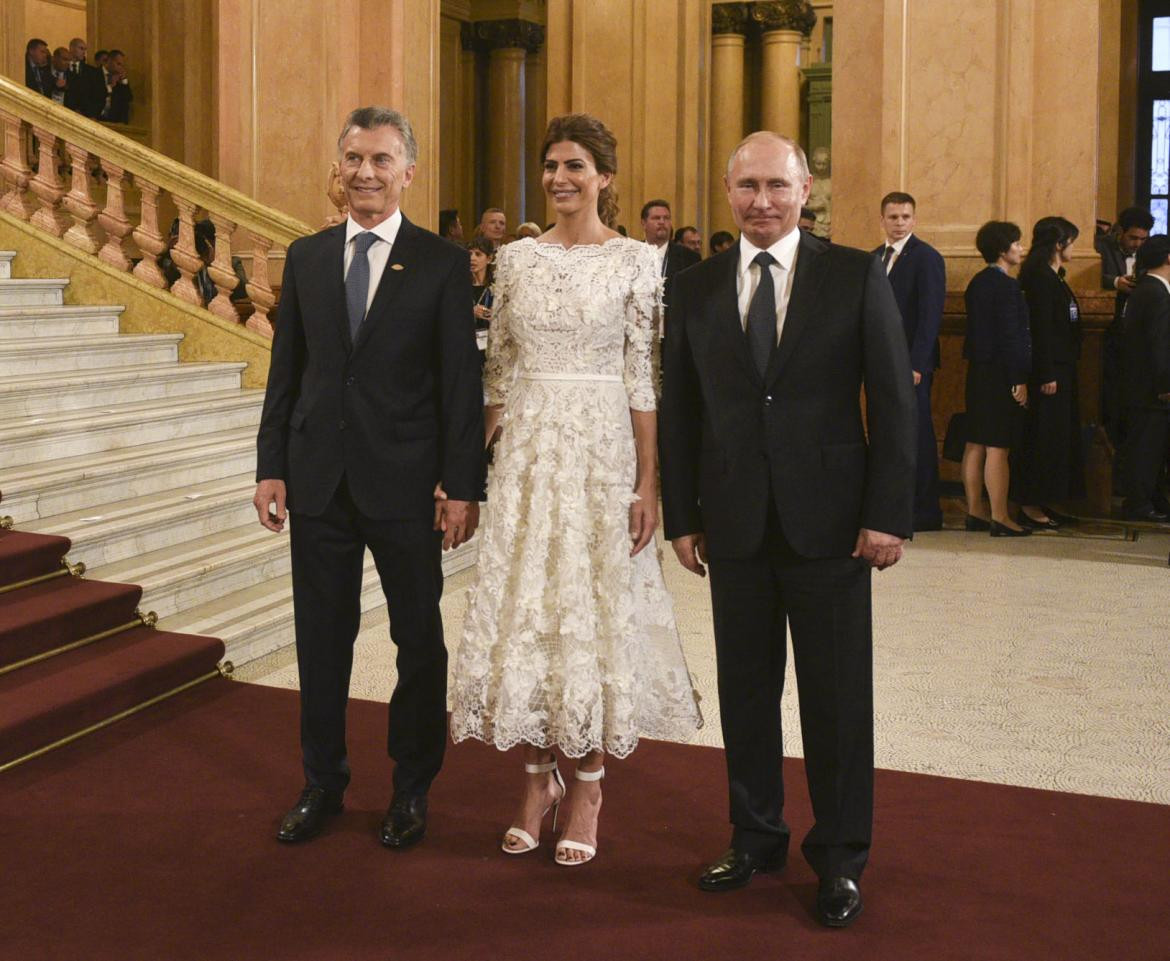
[
  {"xmin": 753, "ymin": 251, "xmax": 777, "ymax": 270},
  {"xmin": 346, "ymin": 232, "xmax": 380, "ymax": 341}
]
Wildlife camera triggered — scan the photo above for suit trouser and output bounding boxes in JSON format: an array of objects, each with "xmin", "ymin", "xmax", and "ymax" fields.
[
  {"xmin": 289, "ymin": 477, "xmax": 446, "ymax": 797},
  {"xmin": 914, "ymin": 369, "xmax": 942, "ymax": 525},
  {"xmin": 707, "ymin": 507, "xmax": 874, "ymax": 880},
  {"xmin": 1121, "ymin": 406, "xmax": 1170, "ymax": 512}
]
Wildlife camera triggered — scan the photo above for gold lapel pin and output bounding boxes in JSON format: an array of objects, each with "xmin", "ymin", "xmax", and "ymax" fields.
[{"xmin": 390, "ymin": 263, "xmax": 405, "ymax": 271}]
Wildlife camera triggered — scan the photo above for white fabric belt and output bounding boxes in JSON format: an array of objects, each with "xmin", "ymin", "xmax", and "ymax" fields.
[{"xmin": 518, "ymin": 372, "xmax": 623, "ymax": 383}]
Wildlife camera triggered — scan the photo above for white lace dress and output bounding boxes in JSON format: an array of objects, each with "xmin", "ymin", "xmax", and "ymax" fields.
[{"xmin": 449, "ymin": 237, "xmax": 703, "ymax": 758}]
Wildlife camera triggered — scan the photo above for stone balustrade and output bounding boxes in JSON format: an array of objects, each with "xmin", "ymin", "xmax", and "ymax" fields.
[{"xmin": 0, "ymin": 75, "xmax": 311, "ymax": 337}]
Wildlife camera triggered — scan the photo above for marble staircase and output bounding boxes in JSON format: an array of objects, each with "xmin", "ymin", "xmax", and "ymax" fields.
[{"xmin": 0, "ymin": 250, "xmax": 477, "ymax": 668}]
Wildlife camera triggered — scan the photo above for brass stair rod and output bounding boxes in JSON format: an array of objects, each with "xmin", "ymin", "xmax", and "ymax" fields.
[
  {"xmin": 0, "ymin": 559, "xmax": 85, "ymax": 596},
  {"xmin": 0, "ymin": 609, "xmax": 156, "ymax": 677}
]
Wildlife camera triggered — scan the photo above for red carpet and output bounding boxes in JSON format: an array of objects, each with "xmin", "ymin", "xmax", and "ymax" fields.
[{"xmin": 2, "ymin": 680, "xmax": 1166, "ymax": 961}]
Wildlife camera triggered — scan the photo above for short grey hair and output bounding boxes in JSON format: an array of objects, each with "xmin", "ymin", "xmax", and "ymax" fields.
[
  {"xmin": 726, "ymin": 131, "xmax": 810, "ymax": 181},
  {"xmin": 337, "ymin": 106, "xmax": 418, "ymax": 166}
]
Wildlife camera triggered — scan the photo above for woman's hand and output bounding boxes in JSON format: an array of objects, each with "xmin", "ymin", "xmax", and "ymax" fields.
[
  {"xmin": 473, "ymin": 304, "xmax": 493, "ymax": 323},
  {"xmin": 1011, "ymin": 383, "xmax": 1028, "ymax": 407},
  {"xmin": 1040, "ymin": 380, "xmax": 1057, "ymax": 396},
  {"xmin": 629, "ymin": 484, "xmax": 658, "ymax": 557}
]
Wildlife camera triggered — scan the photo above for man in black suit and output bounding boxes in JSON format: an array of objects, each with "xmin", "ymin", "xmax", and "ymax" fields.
[
  {"xmin": 660, "ymin": 131, "xmax": 915, "ymax": 928},
  {"xmin": 64, "ymin": 36, "xmax": 105, "ymax": 119},
  {"xmin": 24, "ymin": 39, "xmax": 53, "ymax": 98},
  {"xmin": 1119, "ymin": 235, "xmax": 1170, "ymax": 522},
  {"xmin": 98, "ymin": 50, "xmax": 133, "ymax": 124},
  {"xmin": 873, "ymin": 191, "xmax": 946, "ymax": 530},
  {"xmin": 1101, "ymin": 207, "xmax": 1154, "ymax": 453},
  {"xmin": 641, "ymin": 198, "xmax": 701, "ymax": 334},
  {"xmin": 254, "ymin": 106, "xmax": 484, "ymax": 849}
]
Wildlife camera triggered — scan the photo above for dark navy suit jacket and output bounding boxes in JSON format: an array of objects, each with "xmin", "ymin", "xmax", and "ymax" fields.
[
  {"xmin": 963, "ymin": 266, "xmax": 1032, "ymax": 385},
  {"xmin": 873, "ymin": 234, "xmax": 946, "ymax": 373}
]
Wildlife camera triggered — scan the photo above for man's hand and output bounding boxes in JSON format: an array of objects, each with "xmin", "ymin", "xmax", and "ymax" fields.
[
  {"xmin": 671, "ymin": 533, "xmax": 708, "ymax": 577},
  {"xmin": 629, "ymin": 487, "xmax": 658, "ymax": 557},
  {"xmin": 1040, "ymin": 380, "xmax": 1057, "ymax": 396},
  {"xmin": 912, "ymin": 370, "xmax": 922, "ymax": 387},
  {"xmin": 434, "ymin": 484, "xmax": 478, "ymax": 549},
  {"xmin": 253, "ymin": 479, "xmax": 287, "ymax": 532},
  {"xmin": 1116, "ymin": 275, "xmax": 1136, "ymax": 293},
  {"xmin": 852, "ymin": 528, "xmax": 904, "ymax": 571}
]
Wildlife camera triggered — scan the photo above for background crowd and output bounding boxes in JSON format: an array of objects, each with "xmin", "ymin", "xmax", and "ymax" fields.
[{"xmin": 24, "ymin": 35, "xmax": 132, "ymax": 123}]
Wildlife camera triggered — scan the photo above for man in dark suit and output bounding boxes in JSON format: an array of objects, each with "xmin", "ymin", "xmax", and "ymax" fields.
[
  {"xmin": 1119, "ymin": 235, "xmax": 1170, "ymax": 522},
  {"xmin": 24, "ymin": 39, "xmax": 53, "ymax": 98},
  {"xmin": 64, "ymin": 36, "xmax": 105, "ymax": 119},
  {"xmin": 660, "ymin": 131, "xmax": 915, "ymax": 928},
  {"xmin": 1101, "ymin": 207, "xmax": 1154, "ymax": 454},
  {"xmin": 641, "ymin": 198, "xmax": 701, "ymax": 334},
  {"xmin": 98, "ymin": 50, "xmax": 133, "ymax": 124},
  {"xmin": 254, "ymin": 107, "xmax": 484, "ymax": 849},
  {"xmin": 873, "ymin": 191, "xmax": 946, "ymax": 530}
]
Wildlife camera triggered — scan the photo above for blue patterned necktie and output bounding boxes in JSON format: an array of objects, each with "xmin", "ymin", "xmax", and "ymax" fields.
[
  {"xmin": 346, "ymin": 231, "xmax": 380, "ymax": 340},
  {"xmin": 747, "ymin": 251, "xmax": 778, "ymax": 377}
]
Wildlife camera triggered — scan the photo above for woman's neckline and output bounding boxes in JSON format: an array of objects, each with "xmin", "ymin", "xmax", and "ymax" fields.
[{"xmin": 530, "ymin": 235, "xmax": 627, "ymax": 251}]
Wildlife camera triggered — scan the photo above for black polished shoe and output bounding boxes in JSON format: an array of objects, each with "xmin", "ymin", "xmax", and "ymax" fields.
[
  {"xmin": 1016, "ymin": 510, "xmax": 1059, "ymax": 530},
  {"xmin": 698, "ymin": 846, "xmax": 787, "ymax": 892},
  {"xmin": 990, "ymin": 520, "xmax": 1032, "ymax": 537},
  {"xmin": 277, "ymin": 786, "xmax": 343, "ymax": 843},
  {"xmin": 380, "ymin": 794, "xmax": 428, "ymax": 849},
  {"xmin": 964, "ymin": 514, "xmax": 991, "ymax": 532},
  {"xmin": 816, "ymin": 877, "xmax": 863, "ymax": 928}
]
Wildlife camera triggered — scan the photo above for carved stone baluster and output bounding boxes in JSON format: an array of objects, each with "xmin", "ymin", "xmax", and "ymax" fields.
[
  {"xmin": 62, "ymin": 143, "xmax": 101, "ymax": 253},
  {"xmin": 0, "ymin": 110, "xmax": 36, "ymax": 220},
  {"xmin": 28, "ymin": 127, "xmax": 70, "ymax": 237},
  {"xmin": 245, "ymin": 234, "xmax": 276, "ymax": 335},
  {"xmin": 167, "ymin": 197, "xmax": 204, "ymax": 306},
  {"xmin": 97, "ymin": 163, "xmax": 134, "ymax": 272},
  {"xmin": 205, "ymin": 213, "xmax": 240, "ymax": 321},
  {"xmin": 131, "ymin": 177, "xmax": 168, "ymax": 288}
]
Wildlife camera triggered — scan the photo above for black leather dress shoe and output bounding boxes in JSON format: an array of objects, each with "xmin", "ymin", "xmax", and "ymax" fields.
[
  {"xmin": 380, "ymin": 794, "xmax": 427, "ymax": 849},
  {"xmin": 1017, "ymin": 511, "xmax": 1059, "ymax": 530},
  {"xmin": 698, "ymin": 846, "xmax": 787, "ymax": 892},
  {"xmin": 964, "ymin": 514, "xmax": 991, "ymax": 532},
  {"xmin": 816, "ymin": 877, "xmax": 863, "ymax": 928},
  {"xmin": 990, "ymin": 520, "xmax": 1032, "ymax": 537},
  {"xmin": 277, "ymin": 786, "xmax": 343, "ymax": 843}
]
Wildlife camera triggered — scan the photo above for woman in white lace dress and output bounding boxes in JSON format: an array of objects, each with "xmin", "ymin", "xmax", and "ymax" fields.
[{"xmin": 449, "ymin": 114, "xmax": 702, "ymax": 865}]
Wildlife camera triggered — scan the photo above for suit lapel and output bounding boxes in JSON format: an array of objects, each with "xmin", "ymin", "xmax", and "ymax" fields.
[
  {"xmin": 316, "ymin": 224, "xmax": 350, "ymax": 353},
  {"xmin": 888, "ymin": 234, "xmax": 917, "ymax": 279},
  {"xmin": 711, "ymin": 248, "xmax": 759, "ymax": 386},
  {"xmin": 764, "ymin": 231, "xmax": 829, "ymax": 387},
  {"xmin": 351, "ymin": 215, "xmax": 420, "ymax": 355}
]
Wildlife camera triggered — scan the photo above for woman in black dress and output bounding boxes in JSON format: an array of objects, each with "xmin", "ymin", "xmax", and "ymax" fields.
[
  {"xmin": 961, "ymin": 221, "xmax": 1033, "ymax": 536},
  {"xmin": 1016, "ymin": 217, "xmax": 1083, "ymax": 528},
  {"xmin": 468, "ymin": 235, "xmax": 495, "ymax": 360}
]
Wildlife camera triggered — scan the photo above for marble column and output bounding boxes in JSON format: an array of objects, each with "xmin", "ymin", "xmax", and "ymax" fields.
[
  {"xmin": 710, "ymin": 5, "xmax": 750, "ymax": 236},
  {"xmin": 460, "ymin": 37, "xmax": 478, "ymax": 228},
  {"xmin": 754, "ymin": 1, "xmax": 816, "ymax": 140},
  {"xmin": 525, "ymin": 47, "xmax": 548, "ymax": 228},
  {"xmin": 468, "ymin": 18, "xmax": 545, "ymax": 229}
]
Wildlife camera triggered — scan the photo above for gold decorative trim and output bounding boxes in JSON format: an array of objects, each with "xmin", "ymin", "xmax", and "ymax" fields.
[
  {"xmin": 0, "ymin": 557, "xmax": 84, "ymax": 596},
  {"xmin": 0, "ymin": 610, "xmax": 153, "ymax": 677},
  {"xmin": 0, "ymin": 670, "xmax": 222, "ymax": 774},
  {"xmin": 0, "ymin": 516, "xmax": 13, "ymax": 530}
]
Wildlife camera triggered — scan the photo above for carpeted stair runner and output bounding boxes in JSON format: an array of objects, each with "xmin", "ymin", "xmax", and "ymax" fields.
[{"xmin": 0, "ymin": 526, "xmax": 225, "ymax": 770}]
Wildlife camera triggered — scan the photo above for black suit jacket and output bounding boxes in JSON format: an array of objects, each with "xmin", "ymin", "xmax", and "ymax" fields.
[
  {"xmin": 255, "ymin": 216, "xmax": 484, "ymax": 520},
  {"xmin": 661, "ymin": 242, "xmax": 701, "ymax": 332},
  {"xmin": 65, "ymin": 63, "xmax": 105, "ymax": 118},
  {"xmin": 872, "ymin": 234, "xmax": 946, "ymax": 372},
  {"xmin": 1121, "ymin": 275, "xmax": 1170, "ymax": 409},
  {"xmin": 660, "ymin": 231, "xmax": 916, "ymax": 559},
  {"xmin": 1020, "ymin": 262, "xmax": 1081, "ymax": 382},
  {"xmin": 25, "ymin": 60, "xmax": 53, "ymax": 97},
  {"xmin": 1100, "ymin": 237, "xmax": 1133, "ymax": 323},
  {"xmin": 102, "ymin": 80, "xmax": 132, "ymax": 124},
  {"xmin": 963, "ymin": 266, "xmax": 1032, "ymax": 385}
]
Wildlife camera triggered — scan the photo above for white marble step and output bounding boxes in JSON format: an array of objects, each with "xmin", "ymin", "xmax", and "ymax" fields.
[
  {"xmin": 0, "ymin": 304, "xmax": 123, "ymax": 339},
  {"xmin": 0, "ymin": 388, "xmax": 263, "ymax": 468},
  {"xmin": 0, "ymin": 251, "xmax": 15, "ymax": 280},
  {"xmin": 0, "ymin": 361, "xmax": 246, "ymax": 418},
  {"xmin": 162, "ymin": 537, "xmax": 479, "ymax": 666},
  {"xmin": 0, "ymin": 277, "xmax": 67, "ymax": 306},
  {"xmin": 0, "ymin": 332, "xmax": 182, "ymax": 375},
  {"xmin": 23, "ymin": 472, "xmax": 258, "ymax": 569},
  {"xmin": 0, "ymin": 426, "xmax": 257, "ymax": 522},
  {"xmin": 93, "ymin": 524, "xmax": 289, "ymax": 620}
]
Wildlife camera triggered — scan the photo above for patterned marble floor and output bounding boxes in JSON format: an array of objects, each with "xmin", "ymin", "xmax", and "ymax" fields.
[{"xmin": 234, "ymin": 524, "xmax": 1170, "ymax": 805}]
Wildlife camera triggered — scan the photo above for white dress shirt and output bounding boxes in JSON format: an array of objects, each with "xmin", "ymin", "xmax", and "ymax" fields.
[
  {"xmin": 650, "ymin": 239, "xmax": 669, "ymax": 276},
  {"xmin": 882, "ymin": 232, "xmax": 912, "ymax": 273},
  {"xmin": 736, "ymin": 227, "xmax": 801, "ymax": 345},
  {"xmin": 343, "ymin": 208, "xmax": 402, "ymax": 315}
]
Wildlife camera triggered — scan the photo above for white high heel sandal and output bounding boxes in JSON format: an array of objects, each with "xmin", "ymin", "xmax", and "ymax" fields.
[
  {"xmin": 554, "ymin": 766, "xmax": 605, "ymax": 866},
  {"xmin": 501, "ymin": 759, "xmax": 566, "ymax": 855}
]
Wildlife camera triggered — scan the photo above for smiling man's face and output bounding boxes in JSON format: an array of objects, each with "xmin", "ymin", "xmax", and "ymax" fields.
[{"xmin": 339, "ymin": 124, "xmax": 415, "ymax": 228}]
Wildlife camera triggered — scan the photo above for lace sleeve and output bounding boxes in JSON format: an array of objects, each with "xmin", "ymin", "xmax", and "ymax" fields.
[
  {"xmin": 484, "ymin": 244, "xmax": 517, "ymax": 406},
  {"xmin": 623, "ymin": 243, "xmax": 663, "ymax": 412}
]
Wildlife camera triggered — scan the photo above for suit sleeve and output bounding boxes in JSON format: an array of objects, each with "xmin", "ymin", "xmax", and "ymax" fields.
[
  {"xmin": 658, "ymin": 269, "xmax": 705, "ymax": 540},
  {"xmin": 860, "ymin": 255, "xmax": 916, "ymax": 538},
  {"xmin": 1150, "ymin": 292, "xmax": 1170, "ymax": 396},
  {"xmin": 909, "ymin": 248, "xmax": 946, "ymax": 373},
  {"xmin": 1101, "ymin": 246, "xmax": 1124, "ymax": 291},
  {"xmin": 436, "ymin": 248, "xmax": 486, "ymax": 503},
  {"xmin": 254, "ymin": 244, "xmax": 306, "ymax": 482}
]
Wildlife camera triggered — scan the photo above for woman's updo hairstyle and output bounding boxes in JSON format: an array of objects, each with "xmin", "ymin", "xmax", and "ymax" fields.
[{"xmin": 541, "ymin": 113, "xmax": 619, "ymax": 228}]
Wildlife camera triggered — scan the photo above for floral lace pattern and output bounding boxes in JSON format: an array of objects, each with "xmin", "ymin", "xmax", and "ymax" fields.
[{"xmin": 450, "ymin": 238, "xmax": 703, "ymax": 758}]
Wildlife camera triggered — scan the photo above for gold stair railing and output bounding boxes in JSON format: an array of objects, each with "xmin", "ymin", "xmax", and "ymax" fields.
[{"xmin": 0, "ymin": 75, "xmax": 313, "ymax": 336}]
